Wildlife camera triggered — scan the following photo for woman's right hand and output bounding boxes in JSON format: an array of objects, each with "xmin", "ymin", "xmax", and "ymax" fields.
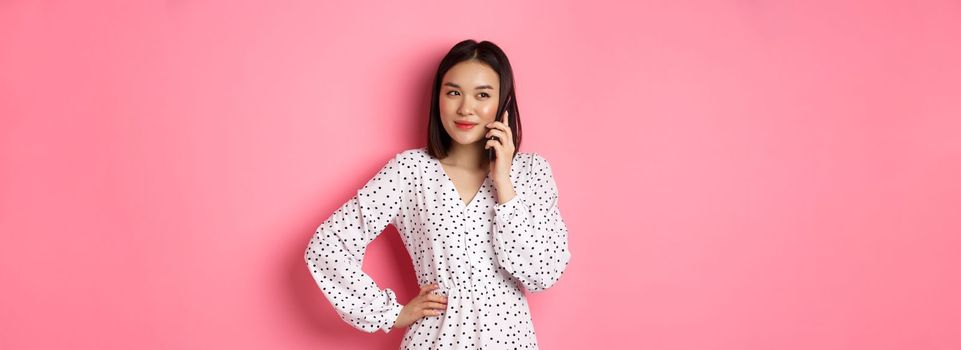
[{"xmin": 392, "ymin": 283, "xmax": 448, "ymax": 330}]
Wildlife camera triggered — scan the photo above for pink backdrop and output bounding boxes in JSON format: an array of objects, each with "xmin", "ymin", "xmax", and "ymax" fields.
[{"xmin": 2, "ymin": 1, "xmax": 959, "ymax": 349}]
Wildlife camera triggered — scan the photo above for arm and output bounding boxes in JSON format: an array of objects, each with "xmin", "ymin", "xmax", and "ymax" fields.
[
  {"xmin": 492, "ymin": 153, "xmax": 572, "ymax": 292},
  {"xmin": 304, "ymin": 154, "xmax": 405, "ymax": 334}
]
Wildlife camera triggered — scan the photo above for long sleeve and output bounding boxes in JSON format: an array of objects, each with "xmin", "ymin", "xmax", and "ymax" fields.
[
  {"xmin": 491, "ymin": 153, "xmax": 572, "ymax": 293},
  {"xmin": 304, "ymin": 153, "xmax": 406, "ymax": 334}
]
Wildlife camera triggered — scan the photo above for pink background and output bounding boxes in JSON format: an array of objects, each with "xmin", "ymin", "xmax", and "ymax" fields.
[{"xmin": 2, "ymin": 0, "xmax": 960, "ymax": 349}]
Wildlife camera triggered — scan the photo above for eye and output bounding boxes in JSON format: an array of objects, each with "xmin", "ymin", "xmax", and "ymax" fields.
[
  {"xmin": 478, "ymin": 92, "xmax": 490, "ymax": 98},
  {"xmin": 446, "ymin": 90, "xmax": 460, "ymax": 96}
]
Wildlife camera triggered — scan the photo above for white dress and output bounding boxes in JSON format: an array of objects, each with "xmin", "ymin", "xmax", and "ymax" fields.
[{"xmin": 304, "ymin": 147, "xmax": 572, "ymax": 349}]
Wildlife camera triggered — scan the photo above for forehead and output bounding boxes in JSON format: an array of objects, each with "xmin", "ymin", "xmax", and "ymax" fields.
[{"xmin": 442, "ymin": 60, "xmax": 499, "ymax": 88}]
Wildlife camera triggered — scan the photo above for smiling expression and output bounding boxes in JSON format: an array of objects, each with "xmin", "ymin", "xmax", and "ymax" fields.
[{"xmin": 438, "ymin": 60, "xmax": 501, "ymax": 146}]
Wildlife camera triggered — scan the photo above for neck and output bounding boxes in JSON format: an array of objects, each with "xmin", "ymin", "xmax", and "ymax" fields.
[{"xmin": 443, "ymin": 140, "xmax": 489, "ymax": 170}]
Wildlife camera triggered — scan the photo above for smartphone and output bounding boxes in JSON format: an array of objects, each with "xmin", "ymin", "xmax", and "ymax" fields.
[{"xmin": 488, "ymin": 94, "xmax": 513, "ymax": 161}]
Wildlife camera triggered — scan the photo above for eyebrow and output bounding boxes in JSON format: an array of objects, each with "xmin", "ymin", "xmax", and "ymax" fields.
[{"xmin": 443, "ymin": 82, "xmax": 494, "ymax": 90}]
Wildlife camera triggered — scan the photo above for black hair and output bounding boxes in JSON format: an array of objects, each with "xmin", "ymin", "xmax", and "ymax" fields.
[{"xmin": 426, "ymin": 39, "xmax": 522, "ymax": 160}]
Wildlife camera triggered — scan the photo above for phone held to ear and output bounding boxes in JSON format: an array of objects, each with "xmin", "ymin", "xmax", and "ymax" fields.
[{"xmin": 488, "ymin": 95, "xmax": 512, "ymax": 161}]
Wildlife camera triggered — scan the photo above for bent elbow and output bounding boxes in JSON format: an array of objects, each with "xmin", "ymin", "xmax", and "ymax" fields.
[{"xmin": 526, "ymin": 251, "xmax": 571, "ymax": 293}]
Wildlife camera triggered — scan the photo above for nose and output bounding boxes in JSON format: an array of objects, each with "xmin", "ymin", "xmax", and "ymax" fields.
[{"xmin": 457, "ymin": 99, "xmax": 474, "ymax": 116}]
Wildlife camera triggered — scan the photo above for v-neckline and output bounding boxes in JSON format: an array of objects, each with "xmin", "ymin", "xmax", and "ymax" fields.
[{"xmin": 434, "ymin": 156, "xmax": 490, "ymax": 210}]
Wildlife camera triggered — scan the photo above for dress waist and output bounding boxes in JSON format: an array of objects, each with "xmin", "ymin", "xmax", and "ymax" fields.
[{"xmin": 434, "ymin": 279, "xmax": 520, "ymax": 297}]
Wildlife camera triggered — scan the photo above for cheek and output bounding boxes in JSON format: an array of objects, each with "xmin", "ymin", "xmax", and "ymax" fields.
[
  {"xmin": 438, "ymin": 99, "xmax": 457, "ymax": 116},
  {"xmin": 479, "ymin": 104, "xmax": 497, "ymax": 121}
]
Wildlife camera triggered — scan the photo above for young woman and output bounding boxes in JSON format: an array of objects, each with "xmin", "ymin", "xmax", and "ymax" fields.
[{"xmin": 304, "ymin": 39, "xmax": 571, "ymax": 349}]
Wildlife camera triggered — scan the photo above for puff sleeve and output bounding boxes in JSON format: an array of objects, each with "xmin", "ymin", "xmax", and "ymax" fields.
[
  {"xmin": 304, "ymin": 153, "xmax": 405, "ymax": 334},
  {"xmin": 492, "ymin": 153, "xmax": 572, "ymax": 292}
]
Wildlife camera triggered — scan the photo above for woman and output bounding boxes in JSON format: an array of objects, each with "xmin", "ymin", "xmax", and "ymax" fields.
[{"xmin": 304, "ymin": 39, "xmax": 572, "ymax": 349}]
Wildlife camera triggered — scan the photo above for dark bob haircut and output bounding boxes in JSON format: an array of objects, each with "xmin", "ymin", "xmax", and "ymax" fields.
[{"xmin": 426, "ymin": 39, "xmax": 522, "ymax": 160}]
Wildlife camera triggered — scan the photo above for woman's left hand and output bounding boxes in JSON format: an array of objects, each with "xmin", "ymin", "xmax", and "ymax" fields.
[{"xmin": 485, "ymin": 110, "xmax": 516, "ymax": 201}]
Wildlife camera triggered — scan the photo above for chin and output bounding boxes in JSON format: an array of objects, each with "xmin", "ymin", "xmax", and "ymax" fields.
[
  {"xmin": 451, "ymin": 138, "xmax": 477, "ymax": 146},
  {"xmin": 450, "ymin": 135, "xmax": 483, "ymax": 146}
]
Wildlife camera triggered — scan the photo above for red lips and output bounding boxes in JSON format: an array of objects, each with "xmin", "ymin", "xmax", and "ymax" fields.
[{"xmin": 454, "ymin": 121, "xmax": 477, "ymax": 130}]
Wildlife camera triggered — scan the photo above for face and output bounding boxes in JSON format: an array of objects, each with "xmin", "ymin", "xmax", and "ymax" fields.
[{"xmin": 438, "ymin": 60, "xmax": 501, "ymax": 146}]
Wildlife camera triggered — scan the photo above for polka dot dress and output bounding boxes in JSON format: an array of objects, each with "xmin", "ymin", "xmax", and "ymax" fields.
[{"xmin": 305, "ymin": 147, "xmax": 571, "ymax": 349}]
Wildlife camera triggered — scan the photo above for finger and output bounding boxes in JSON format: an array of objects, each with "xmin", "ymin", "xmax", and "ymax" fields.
[
  {"xmin": 503, "ymin": 110, "xmax": 509, "ymax": 126},
  {"xmin": 425, "ymin": 294, "xmax": 449, "ymax": 303},
  {"xmin": 486, "ymin": 139, "xmax": 503, "ymax": 156},
  {"xmin": 422, "ymin": 302, "xmax": 448, "ymax": 310},
  {"xmin": 419, "ymin": 283, "xmax": 439, "ymax": 295},
  {"xmin": 485, "ymin": 132, "xmax": 514, "ymax": 153},
  {"xmin": 422, "ymin": 308, "xmax": 444, "ymax": 317},
  {"xmin": 485, "ymin": 128, "xmax": 506, "ymax": 141},
  {"xmin": 486, "ymin": 121, "xmax": 507, "ymax": 131},
  {"xmin": 488, "ymin": 138, "xmax": 514, "ymax": 159},
  {"xmin": 486, "ymin": 121, "xmax": 512, "ymax": 141}
]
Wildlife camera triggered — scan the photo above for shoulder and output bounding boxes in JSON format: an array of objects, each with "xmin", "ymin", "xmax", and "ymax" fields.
[
  {"xmin": 398, "ymin": 147, "xmax": 429, "ymax": 158},
  {"xmin": 513, "ymin": 151, "xmax": 557, "ymax": 186},
  {"xmin": 516, "ymin": 151, "xmax": 551, "ymax": 171},
  {"xmin": 395, "ymin": 147, "xmax": 431, "ymax": 166},
  {"xmin": 383, "ymin": 147, "xmax": 434, "ymax": 173}
]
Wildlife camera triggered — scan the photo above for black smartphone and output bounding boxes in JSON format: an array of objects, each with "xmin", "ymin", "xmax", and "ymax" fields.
[{"xmin": 488, "ymin": 94, "xmax": 513, "ymax": 161}]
